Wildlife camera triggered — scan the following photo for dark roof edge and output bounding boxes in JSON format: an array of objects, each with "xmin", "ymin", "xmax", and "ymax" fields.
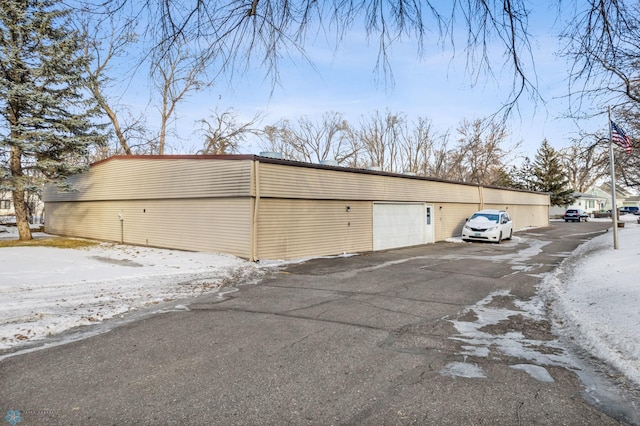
[{"xmin": 90, "ymin": 154, "xmax": 257, "ymax": 167}]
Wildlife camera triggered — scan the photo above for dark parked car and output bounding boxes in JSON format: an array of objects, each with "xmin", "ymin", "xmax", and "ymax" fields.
[
  {"xmin": 564, "ymin": 209, "xmax": 589, "ymax": 222},
  {"xmin": 619, "ymin": 206, "xmax": 639, "ymax": 215}
]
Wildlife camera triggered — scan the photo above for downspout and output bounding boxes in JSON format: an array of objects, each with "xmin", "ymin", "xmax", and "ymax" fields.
[
  {"xmin": 251, "ymin": 159, "xmax": 260, "ymax": 261},
  {"xmin": 478, "ymin": 185, "xmax": 484, "ymax": 210},
  {"xmin": 118, "ymin": 210, "xmax": 124, "ymax": 244}
]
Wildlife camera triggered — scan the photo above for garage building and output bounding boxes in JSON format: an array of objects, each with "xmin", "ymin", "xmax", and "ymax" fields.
[{"xmin": 43, "ymin": 155, "xmax": 550, "ymax": 260}]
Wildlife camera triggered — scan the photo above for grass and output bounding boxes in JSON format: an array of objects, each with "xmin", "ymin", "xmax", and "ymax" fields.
[{"xmin": 0, "ymin": 237, "xmax": 98, "ymax": 249}]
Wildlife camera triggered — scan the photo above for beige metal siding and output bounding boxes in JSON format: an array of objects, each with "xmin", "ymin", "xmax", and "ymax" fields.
[
  {"xmin": 256, "ymin": 199, "xmax": 372, "ymax": 260},
  {"xmin": 47, "ymin": 201, "xmax": 124, "ymax": 242},
  {"xmin": 44, "ymin": 158, "xmax": 253, "ymax": 202},
  {"xmin": 46, "ymin": 198, "xmax": 252, "ymax": 258},
  {"xmin": 43, "ymin": 156, "xmax": 551, "ymax": 260},
  {"xmin": 434, "ymin": 203, "xmax": 481, "ymax": 241},
  {"xmin": 483, "ymin": 204, "xmax": 550, "ymax": 230},
  {"xmin": 257, "ymin": 163, "xmax": 481, "ymax": 203},
  {"xmin": 482, "ymin": 187, "xmax": 549, "ymax": 206}
]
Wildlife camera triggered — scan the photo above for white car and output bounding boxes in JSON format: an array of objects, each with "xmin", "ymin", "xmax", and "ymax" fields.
[{"xmin": 462, "ymin": 209, "xmax": 513, "ymax": 243}]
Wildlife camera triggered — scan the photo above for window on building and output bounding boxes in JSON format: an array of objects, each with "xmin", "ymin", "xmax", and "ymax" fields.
[{"xmin": 0, "ymin": 200, "xmax": 10, "ymax": 210}]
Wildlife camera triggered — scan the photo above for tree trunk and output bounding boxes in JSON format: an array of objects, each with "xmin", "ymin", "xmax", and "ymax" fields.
[
  {"xmin": 103, "ymin": 101, "xmax": 132, "ymax": 155},
  {"xmin": 12, "ymin": 187, "xmax": 32, "ymax": 240},
  {"xmin": 9, "ymin": 145, "xmax": 32, "ymax": 240}
]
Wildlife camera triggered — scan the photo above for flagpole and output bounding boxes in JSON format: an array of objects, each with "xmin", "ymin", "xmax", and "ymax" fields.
[{"xmin": 608, "ymin": 106, "xmax": 619, "ymax": 249}]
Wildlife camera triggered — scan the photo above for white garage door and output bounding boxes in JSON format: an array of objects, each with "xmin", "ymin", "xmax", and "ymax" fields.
[{"xmin": 373, "ymin": 203, "xmax": 426, "ymax": 251}]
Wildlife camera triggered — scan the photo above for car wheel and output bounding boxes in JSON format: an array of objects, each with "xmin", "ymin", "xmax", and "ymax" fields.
[
  {"xmin": 496, "ymin": 232, "xmax": 503, "ymax": 243},
  {"xmin": 507, "ymin": 229, "xmax": 513, "ymax": 240}
]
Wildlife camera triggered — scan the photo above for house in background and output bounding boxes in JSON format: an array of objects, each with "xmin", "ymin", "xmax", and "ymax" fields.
[
  {"xmin": 0, "ymin": 190, "xmax": 14, "ymax": 219},
  {"xmin": 0, "ymin": 190, "xmax": 46, "ymax": 224},
  {"xmin": 44, "ymin": 154, "xmax": 550, "ymax": 261},
  {"xmin": 549, "ymin": 184, "xmax": 630, "ymax": 218},
  {"xmin": 597, "ymin": 183, "xmax": 632, "ymax": 210}
]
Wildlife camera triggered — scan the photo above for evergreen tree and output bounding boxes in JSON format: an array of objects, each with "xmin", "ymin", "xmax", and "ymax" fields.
[
  {"xmin": 491, "ymin": 166, "xmax": 516, "ymax": 188},
  {"xmin": 0, "ymin": 0, "xmax": 103, "ymax": 240},
  {"xmin": 509, "ymin": 157, "xmax": 536, "ymax": 191},
  {"xmin": 531, "ymin": 139, "xmax": 575, "ymax": 206}
]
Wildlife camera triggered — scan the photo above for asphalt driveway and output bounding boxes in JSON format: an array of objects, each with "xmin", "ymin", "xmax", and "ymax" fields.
[{"xmin": 1, "ymin": 221, "xmax": 637, "ymax": 425}]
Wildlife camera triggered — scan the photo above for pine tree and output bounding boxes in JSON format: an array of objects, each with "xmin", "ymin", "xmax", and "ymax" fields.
[
  {"xmin": 509, "ymin": 157, "xmax": 536, "ymax": 191},
  {"xmin": 0, "ymin": 0, "xmax": 103, "ymax": 240},
  {"xmin": 531, "ymin": 139, "xmax": 575, "ymax": 206}
]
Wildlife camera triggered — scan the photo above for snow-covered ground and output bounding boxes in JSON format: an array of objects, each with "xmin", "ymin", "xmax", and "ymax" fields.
[
  {"xmin": 543, "ymin": 214, "xmax": 640, "ymax": 388},
  {"xmin": 0, "ymin": 232, "xmax": 267, "ymax": 352},
  {"xmin": 0, "ymin": 216, "xmax": 639, "ymax": 390}
]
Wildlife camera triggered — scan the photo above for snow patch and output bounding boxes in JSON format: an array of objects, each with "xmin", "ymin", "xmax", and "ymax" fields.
[
  {"xmin": 0, "ymin": 239, "xmax": 273, "ymax": 351},
  {"xmin": 510, "ymin": 364, "xmax": 555, "ymax": 382},
  {"xmin": 449, "ymin": 290, "xmax": 574, "ymax": 368},
  {"xmin": 541, "ymin": 220, "xmax": 640, "ymax": 388},
  {"xmin": 440, "ymin": 361, "xmax": 487, "ymax": 379}
]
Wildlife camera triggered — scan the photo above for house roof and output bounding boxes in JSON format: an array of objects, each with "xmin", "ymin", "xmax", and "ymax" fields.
[
  {"xmin": 574, "ymin": 192, "xmax": 607, "ymax": 200},
  {"xmin": 598, "ymin": 183, "xmax": 630, "ymax": 198}
]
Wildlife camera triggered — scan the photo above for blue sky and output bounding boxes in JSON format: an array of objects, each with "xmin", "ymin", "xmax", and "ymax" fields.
[{"xmin": 120, "ymin": 2, "xmax": 604, "ymax": 159}]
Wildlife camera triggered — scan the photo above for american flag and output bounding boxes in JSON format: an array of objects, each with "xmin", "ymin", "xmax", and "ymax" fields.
[{"xmin": 611, "ymin": 121, "xmax": 632, "ymax": 154}]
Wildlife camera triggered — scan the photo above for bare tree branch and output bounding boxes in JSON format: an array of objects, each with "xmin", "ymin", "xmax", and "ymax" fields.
[
  {"xmin": 106, "ymin": 0, "xmax": 541, "ymax": 112},
  {"xmin": 196, "ymin": 108, "xmax": 264, "ymax": 154}
]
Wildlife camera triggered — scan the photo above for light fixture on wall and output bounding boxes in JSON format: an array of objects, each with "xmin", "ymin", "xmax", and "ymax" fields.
[{"xmin": 346, "ymin": 206, "xmax": 351, "ymax": 212}]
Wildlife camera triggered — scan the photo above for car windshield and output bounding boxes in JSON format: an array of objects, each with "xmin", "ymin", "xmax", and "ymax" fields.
[{"xmin": 470, "ymin": 213, "xmax": 499, "ymax": 222}]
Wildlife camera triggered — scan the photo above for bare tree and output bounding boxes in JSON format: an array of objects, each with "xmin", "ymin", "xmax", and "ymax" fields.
[
  {"xmin": 562, "ymin": 1, "xmax": 640, "ymax": 113},
  {"xmin": 88, "ymin": 1, "xmax": 640, "ymax": 159},
  {"xmin": 559, "ymin": 135, "xmax": 609, "ymax": 193},
  {"xmin": 82, "ymin": 13, "xmax": 143, "ymax": 156},
  {"xmin": 151, "ymin": 39, "xmax": 211, "ymax": 154},
  {"xmin": 615, "ymin": 109, "xmax": 640, "ymax": 189},
  {"xmin": 197, "ymin": 109, "xmax": 263, "ymax": 155},
  {"xmin": 259, "ymin": 124, "xmax": 299, "ymax": 160},
  {"xmin": 122, "ymin": 0, "xmax": 538, "ymax": 115},
  {"xmin": 283, "ymin": 113, "xmax": 351, "ymax": 163},
  {"xmin": 397, "ymin": 116, "xmax": 458, "ymax": 180},
  {"xmin": 398, "ymin": 117, "xmax": 436, "ymax": 175},
  {"xmin": 561, "ymin": 1, "xmax": 640, "ymax": 190},
  {"xmin": 259, "ymin": 113, "xmax": 358, "ymax": 165},
  {"xmin": 357, "ymin": 110, "xmax": 404, "ymax": 172},
  {"xmin": 259, "ymin": 111, "xmax": 519, "ymax": 185},
  {"xmin": 448, "ymin": 119, "xmax": 517, "ymax": 185},
  {"xmin": 427, "ymin": 132, "xmax": 452, "ymax": 180},
  {"xmin": 340, "ymin": 126, "xmax": 367, "ymax": 169}
]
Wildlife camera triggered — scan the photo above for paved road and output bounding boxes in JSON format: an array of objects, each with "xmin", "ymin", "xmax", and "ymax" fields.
[{"xmin": 1, "ymin": 221, "xmax": 637, "ymax": 425}]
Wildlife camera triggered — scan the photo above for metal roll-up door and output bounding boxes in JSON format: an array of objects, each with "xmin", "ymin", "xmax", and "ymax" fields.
[{"xmin": 373, "ymin": 202, "xmax": 425, "ymax": 250}]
